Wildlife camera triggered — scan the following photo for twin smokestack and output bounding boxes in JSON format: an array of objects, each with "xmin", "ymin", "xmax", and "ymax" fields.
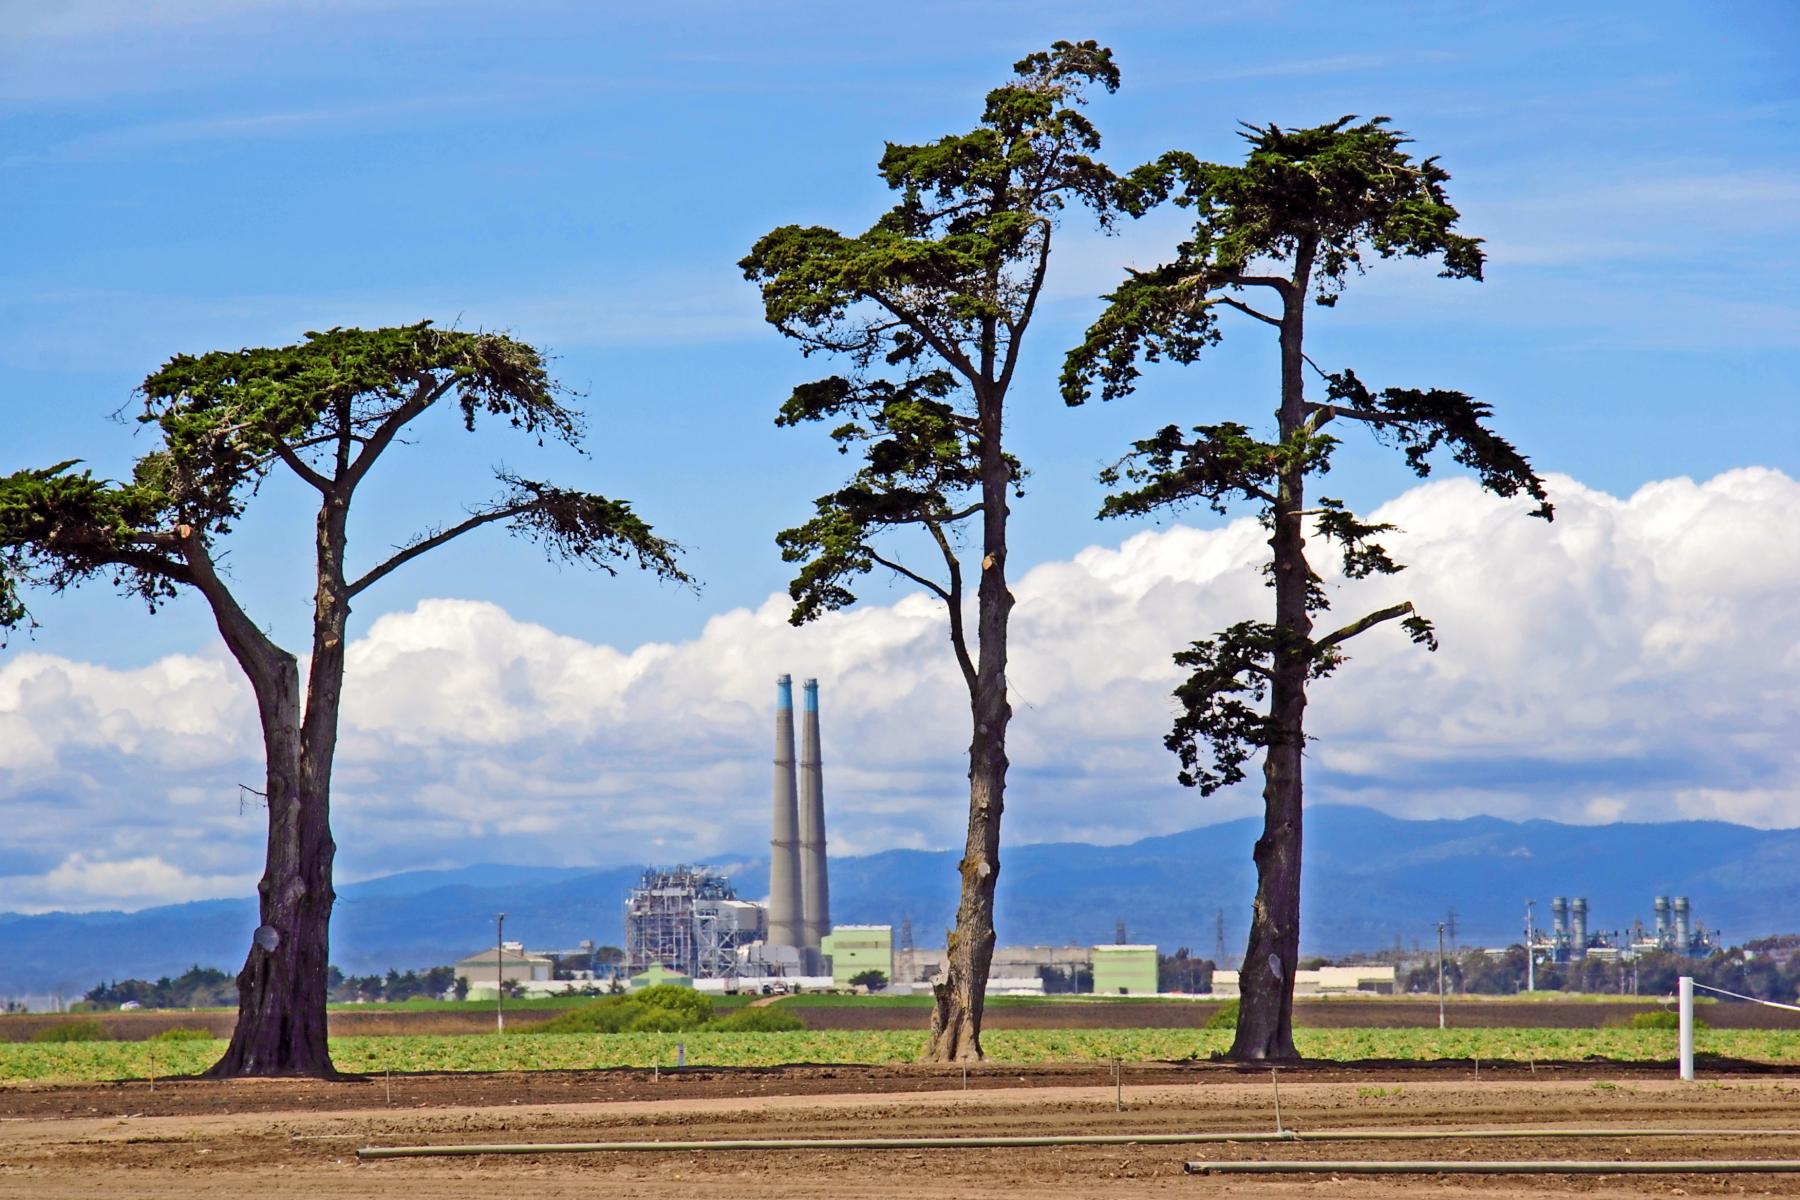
[{"xmin": 769, "ymin": 675, "xmax": 830, "ymax": 972}]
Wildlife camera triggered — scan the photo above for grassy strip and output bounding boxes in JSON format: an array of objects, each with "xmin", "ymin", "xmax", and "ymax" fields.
[{"xmin": 3, "ymin": 1027, "xmax": 1796, "ymax": 1085}]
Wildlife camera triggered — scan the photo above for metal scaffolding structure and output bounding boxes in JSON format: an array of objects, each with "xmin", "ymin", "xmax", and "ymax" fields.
[{"xmin": 624, "ymin": 866, "xmax": 753, "ymax": 979}]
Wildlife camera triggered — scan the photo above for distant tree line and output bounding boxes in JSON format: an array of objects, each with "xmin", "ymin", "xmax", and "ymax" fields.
[
  {"xmin": 326, "ymin": 966, "xmax": 462, "ymax": 1003},
  {"xmin": 85, "ymin": 966, "xmax": 236, "ymax": 1009},
  {"xmin": 1037, "ymin": 965, "xmax": 1093, "ymax": 994},
  {"xmin": 1158, "ymin": 949, "xmax": 1215, "ymax": 994},
  {"xmin": 85, "ymin": 964, "xmax": 468, "ymax": 1009}
]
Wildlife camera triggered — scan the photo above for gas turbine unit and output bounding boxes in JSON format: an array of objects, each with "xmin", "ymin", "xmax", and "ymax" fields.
[{"xmin": 761, "ymin": 674, "xmax": 832, "ymax": 976}]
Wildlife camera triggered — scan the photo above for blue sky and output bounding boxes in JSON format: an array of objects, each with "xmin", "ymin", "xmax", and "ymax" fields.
[{"xmin": 2, "ymin": 2, "xmax": 1797, "ymax": 912}]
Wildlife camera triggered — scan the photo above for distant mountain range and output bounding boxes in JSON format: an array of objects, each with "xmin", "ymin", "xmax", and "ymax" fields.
[{"xmin": 5, "ymin": 806, "xmax": 1799, "ymax": 996}]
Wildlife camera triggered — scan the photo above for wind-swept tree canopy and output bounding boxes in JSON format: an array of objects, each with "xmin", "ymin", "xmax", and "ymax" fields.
[
  {"xmin": 1064, "ymin": 117, "xmax": 1549, "ymax": 1061},
  {"xmin": 0, "ymin": 322, "xmax": 688, "ymax": 1077},
  {"xmin": 743, "ymin": 40, "xmax": 1119, "ymax": 1062}
]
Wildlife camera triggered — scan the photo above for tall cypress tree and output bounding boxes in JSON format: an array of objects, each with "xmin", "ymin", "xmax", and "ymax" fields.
[
  {"xmin": 1, "ymin": 324, "xmax": 687, "ymax": 1076},
  {"xmin": 1064, "ymin": 117, "xmax": 1551, "ymax": 1060},
  {"xmin": 743, "ymin": 42, "xmax": 1120, "ymax": 1060}
]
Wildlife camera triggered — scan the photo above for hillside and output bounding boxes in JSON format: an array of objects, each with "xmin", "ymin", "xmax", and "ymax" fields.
[{"xmin": 5, "ymin": 806, "xmax": 1797, "ymax": 996}]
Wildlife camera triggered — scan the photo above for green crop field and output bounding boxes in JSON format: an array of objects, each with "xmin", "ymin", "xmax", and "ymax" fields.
[
  {"xmin": 323, "ymin": 993, "xmax": 758, "ymax": 1013},
  {"xmin": 2, "ymin": 1026, "xmax": 1795, "ymax": 1085}
]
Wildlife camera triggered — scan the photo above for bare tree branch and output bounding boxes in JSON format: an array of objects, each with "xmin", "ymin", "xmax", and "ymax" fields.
[
  {"xmin": 867, "ymin": 548, "xmax": 952, "ymax": 604},
  {"xmin": 997, "ymin": 218, "xmax": 1054, "ymax": 393},
  {"xmin": 871, "ymin": 294, "xmax": 980, "ymax": 382},
  {"xmin": 1314, "ymin": 601, "xmax": 1414, "ymax": 652},
  {"xmin": 925, "ymin": 520, "xmax": 978, "ymax": 693},
  {"xmin": 1216, "ymin": 296, "xmax": 1282, "ymax": 327},
  {"xmin": 1306, "ymin": 401, "xmax": 1411, "ymax": 430},
  {"xmin": 265, "ymin": 438, "xmax": 335, "ymax": 494},
  {"xmin": 1216, "ymin": 271, "xmax": 1293, "ymax": 293},
  {"xmin": 345, "ymin": 506, "xmax": 522, "ymax": 597},
  {"xmin": 343, "ymin": 373, "xmax": 458, "ymax": 490}
]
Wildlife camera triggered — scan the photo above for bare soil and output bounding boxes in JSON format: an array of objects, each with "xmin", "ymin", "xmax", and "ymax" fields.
[{"xmin": 6, "ymin": 1065, "xmax": 1800, "ymax": 1198}]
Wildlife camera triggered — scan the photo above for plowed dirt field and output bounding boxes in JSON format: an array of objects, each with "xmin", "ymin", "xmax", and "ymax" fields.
[{"xmin": 7, "ymin": 1063, "xmax": 1800, "ymax": 1198}]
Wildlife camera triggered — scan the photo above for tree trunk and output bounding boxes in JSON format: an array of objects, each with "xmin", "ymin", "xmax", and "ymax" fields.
[
  {"xmin": 1230, "ymin": 256, "xmax": 1314, "ymax": 1062},
  {"xmin": 202, "ymin": 493, "xmax": 351, "ymax": 1078},
  {"xmin": 926, "ymin": 689, "xmax": 1009, "ymax": 1060},
  {"xmin": 204, "ymin": 708, "xmax": 340, "ymax": 1077},
  {"xmin": 925, "ymin": 380, "xmax": 1014, "ymax": 1063}
]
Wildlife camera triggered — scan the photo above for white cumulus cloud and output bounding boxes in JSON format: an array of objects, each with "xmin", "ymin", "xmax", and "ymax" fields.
[{"xmin": 1, "ymin": 468, "xmax": 1797, "ymax": 912}]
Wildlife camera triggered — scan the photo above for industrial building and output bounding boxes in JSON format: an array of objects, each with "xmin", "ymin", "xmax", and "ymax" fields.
[
  {"xmin": 1533, "ymin": 894, "xmax": 1718, "ymax": 963},
  {"xmin": 621, "ymin": 675, "xmax": 833, "ymax": 986},
  {"xmin": 820, "ymin": 925, "xmax": 893, "ymax": 989},
  {"xmin": 623, "ymin": 865, "xmax": 764, "ymax": 980},
  {"xmin": 454, "ymin": 942, "xmax": 553, "ymax": 987},
  {"xmin": 1209, "ymin": 965, "xmax": 1397, "ymax": 997},
  {"xmin": 1091, "ymin": 945, "xmax": 1158, "ymax": 995},
  {"xmin": 613, "ymin": 677, "xmax": 1217, "ymax": 999}
]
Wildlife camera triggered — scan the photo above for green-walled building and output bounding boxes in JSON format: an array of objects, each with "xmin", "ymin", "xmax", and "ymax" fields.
[
  {"xmin": 1091, "ymin": 944, "xmax": 1158, "ymax": 995},
  {"xmin": 820, "ymin": 924, "xmax": 893, "ymax": 989}
]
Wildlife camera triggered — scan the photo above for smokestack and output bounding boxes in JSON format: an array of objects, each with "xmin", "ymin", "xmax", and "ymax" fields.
[
  {"xmin": 797, "ymin": 678, "xmax": 831, "ymax": 968},
  {"xmin": 1674, "ymin": 896, "xmax": 1691, "ymax": 954},
  {"xmin": 1571, "ymin": 897, "xmax": 1588, "ymax": 961},
  {"xmin": 1654, "ymin": 896, "xmax": 1669, "ymax": 942},
  {"xmin": 767, "ymin": 675, "xmax": 804, "ymax": 952},
  {"xmin": 1551, "ymin": 897, "xmax": 1567, "ymax": 942}
]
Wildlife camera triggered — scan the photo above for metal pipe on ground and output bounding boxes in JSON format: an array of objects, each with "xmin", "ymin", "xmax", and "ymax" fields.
[
  {"xmin": 356, "ymin": 1127, "xmax": 1800, "ymax": 1160},
  {"xmin": 1188, "ymin": 1160, "xmax": 1800, "ymax": 1176}
]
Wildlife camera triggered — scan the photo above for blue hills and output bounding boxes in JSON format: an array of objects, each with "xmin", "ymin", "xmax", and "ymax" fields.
[{"xmin": 5, "ymin": 805, "xmax": 1798, "ymax": 996}]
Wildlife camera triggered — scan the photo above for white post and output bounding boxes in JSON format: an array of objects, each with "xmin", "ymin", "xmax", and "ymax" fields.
[
  {"xmin": 1436, "ymin": 922, "xmax": 1447, "ymax": 1030},
  {"xmin": 1678, "ymin": 975, "xmax": 1693, "ymax": 1081}
]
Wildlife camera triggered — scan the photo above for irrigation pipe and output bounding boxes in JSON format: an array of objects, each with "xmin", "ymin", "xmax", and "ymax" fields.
[
  {"xmin": 1188, "ymin": 1159, "xmax": 1800, "ymax": 1176},
  {"xmin": 357, "ymin": 1127, "xmax": 1800, "ymax": 1160}
]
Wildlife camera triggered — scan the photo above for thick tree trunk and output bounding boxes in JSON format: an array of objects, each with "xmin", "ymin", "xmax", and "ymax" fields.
[
  {"xmin": 926, "ymin": 686, "xmax": 1009, "ymax": 1060},
  {"xmin": 1230, "ymin": 255, "xmax": 1314, "ymax": 1062},
  {"xmin": 202, "ymin": 493, "xmax": 351, "ymax": 1078},
  {"xmin": 925, "ymin": 380, "xmax": 1014, "ymax": 1063},
  {"xmin": 205, "ymin": 716, "xmax": 339, "ymax": 1077}
]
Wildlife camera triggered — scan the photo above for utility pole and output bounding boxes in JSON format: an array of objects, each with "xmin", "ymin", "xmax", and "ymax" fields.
[
  {"xmin": 1214, "ymin": 908, "xmax": 1227, "ymax": 966},
  {"xmin": 1525, "ymin": 900, "xmax": 1536, "ymax": 993},
  {"xmin": 496, "ymin": 912, "xmax": 506, "ymax": 1036},
  {"xmin": 1436, "ymin": 921, "xmax": 1447, "ymax": 1031}
]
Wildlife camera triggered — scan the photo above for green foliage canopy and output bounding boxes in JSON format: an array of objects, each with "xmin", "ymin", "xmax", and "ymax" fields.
[
  {"xmin": 0, "ymin": 323, "xmax": 687, "ymax": 642},
  {"xmin": 742, "ymin": 41, "xmax": 1119, "ymax": 634},
  {"xmin": 1064, "ymin": 117, "xmax": 1551, "ymax": 794}
]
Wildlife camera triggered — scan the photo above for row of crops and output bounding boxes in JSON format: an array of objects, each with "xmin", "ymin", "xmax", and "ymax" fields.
[{"xmin": 3, "ymin": 1027, "xmax": 1796, "ymax": 1084}]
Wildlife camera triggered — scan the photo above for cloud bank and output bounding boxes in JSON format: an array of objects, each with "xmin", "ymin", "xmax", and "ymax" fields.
[{"xmin": 2, "ymin": 468, "xmax": 1796, "ymax": 912}]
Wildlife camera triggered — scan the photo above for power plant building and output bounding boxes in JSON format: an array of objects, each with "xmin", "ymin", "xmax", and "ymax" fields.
[
  {"xmin": 623, "ymin": 865, "xmax": 764, "ymax": 980},
  {"xmin": 820, "ymin": 924, "xmax": 893, "ymax": 989},
  {"xmin": 1091, "ymin": 945, "xmax": 1158, "ymax": 995},
  {"xmin": 1535, "ymin": 894, "xmax": 1717, "ymax": 963},
  {"xmin": 755, "ymin": 674, "xmax": 833, "ymax": 978}
]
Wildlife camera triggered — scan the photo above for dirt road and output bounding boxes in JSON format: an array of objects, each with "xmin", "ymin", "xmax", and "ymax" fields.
[{"xmin": 7, "ymin": 1065, "xmax": 1800, "ymax": 1198}]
